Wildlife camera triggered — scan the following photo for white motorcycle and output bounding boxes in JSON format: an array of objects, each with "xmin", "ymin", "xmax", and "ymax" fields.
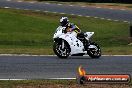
[{"xmin": 53, "ymin": 26, "xmax": 101, "ymax": 58}]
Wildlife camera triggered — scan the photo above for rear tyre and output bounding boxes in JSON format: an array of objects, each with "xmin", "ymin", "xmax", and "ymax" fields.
[
  {"xmin": 53, "ymin": 39, "xmax": 70, "ymax": 58},
  {"xmin": 87, "ymin": 42, "xmax": 101, "ymax": 58}
]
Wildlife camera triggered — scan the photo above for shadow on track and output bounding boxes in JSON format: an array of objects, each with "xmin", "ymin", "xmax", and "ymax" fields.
[{"xmin": 55, "ymin": 56, "xmax": 102, "ymax": 60}]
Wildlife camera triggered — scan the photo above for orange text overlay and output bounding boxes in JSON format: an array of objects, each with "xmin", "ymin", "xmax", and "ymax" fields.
[{"xmin": 84, "ymin": 74, "xmax": 130, "ymax": 83}]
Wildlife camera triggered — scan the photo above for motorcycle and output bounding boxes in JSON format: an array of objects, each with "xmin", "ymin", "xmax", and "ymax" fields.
[{"xmin": 53, "ymin": 26, "xmax": 101, "ymax": 58}]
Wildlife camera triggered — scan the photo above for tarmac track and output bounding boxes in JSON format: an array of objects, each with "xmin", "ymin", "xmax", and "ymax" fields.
[
  {"xmin": 0, "ymin": 0, "xmax": 132, "ymax": 22},
  {"xmin": 0, "ymin": 0, "xmax": 132, "ymax": 79},
  {"xmin": 0, "ymin": 56, "xmax": 131, "ymax": 79}
]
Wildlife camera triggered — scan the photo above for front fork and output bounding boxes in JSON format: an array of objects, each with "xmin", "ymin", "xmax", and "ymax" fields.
[{"xmin": 54, "ymin": 38, "xmax": 65, "ymax": 50}]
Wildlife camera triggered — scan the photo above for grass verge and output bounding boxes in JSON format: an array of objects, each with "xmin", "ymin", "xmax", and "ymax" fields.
[
  {"xmin": 0, "ymin": 8, "xmax": 131, "ymax": 55},
  {"xmin": 0, "ymin": 80, "xmax": 131, "ymax": 88}
]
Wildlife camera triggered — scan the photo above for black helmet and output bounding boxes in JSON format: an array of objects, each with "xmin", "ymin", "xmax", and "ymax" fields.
[{"xmin": 60, "ymin": 17, "xmax": 69, "ymax": 26}]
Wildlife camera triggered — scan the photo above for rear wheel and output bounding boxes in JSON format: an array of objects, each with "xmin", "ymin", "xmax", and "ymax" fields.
[
  {"xmin": 87, "ymin": 42, "xmax": 101, "ymax": 58},
  {"xmin": 53, "ymin": 39, "xmax": 70, "ymax": 58}
]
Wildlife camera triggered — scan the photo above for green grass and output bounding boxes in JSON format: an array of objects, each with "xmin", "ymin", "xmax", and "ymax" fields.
[
  {"xmin": 0, "ymin": 9, "xmax": 56, "ymax": 47},
  {"xmin": 0, "ymin": 80, "xmax": 74, "ymax": 86},
  {"xmin": 126, "ymin": 6, "xmax": 132, "ymax": 8},
  {"xmin": 0, "ymin": 80, "xmax": 131, "ymax": 88},
  {"xmin": 0, "ymin": 80, "xmax": 75, "ymax": 88},
  {"xmin": 0, "ymin": 8, "xmax": 131, "ymax": 55}
]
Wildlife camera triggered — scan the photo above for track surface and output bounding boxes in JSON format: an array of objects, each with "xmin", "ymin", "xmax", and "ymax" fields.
[
  {"xmin": 0, "ymin": 0, "xmax": 132, "ymax": 22},
  {"xmin": 0, "ymin": 56, "xmax": 132, "ymax": 79},
  {"xmin": 0, "ymin": 1, "xmax": 132, "ymax": 79}
]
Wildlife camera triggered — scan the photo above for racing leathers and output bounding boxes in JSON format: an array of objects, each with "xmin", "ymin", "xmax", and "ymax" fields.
[{"xmin": 64, "ymin": 23, "xmax": 81, "ymax": 37}]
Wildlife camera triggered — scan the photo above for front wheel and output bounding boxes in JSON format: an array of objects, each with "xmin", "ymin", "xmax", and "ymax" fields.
[
  {"xmin": 87, "ymin": 42, "xmax": 101, "ymax": 58},
  {"xmin": 53, "ymin": 40, "xmax": 70, "ymax": 58}
]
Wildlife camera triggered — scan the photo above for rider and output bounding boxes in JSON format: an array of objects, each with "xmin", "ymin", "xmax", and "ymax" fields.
[{"xmin": 60, "ymin": 17, "xmax": 81, "ymax": 37}]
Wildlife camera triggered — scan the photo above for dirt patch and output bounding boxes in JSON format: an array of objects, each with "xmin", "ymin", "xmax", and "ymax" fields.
[
  {"xmin": 15, "ymin": 84, "xmax": 131, "ymax": 88},
  {"xmin": 90, "ymin": 4, "xmax": 132, "ymax": 10}
]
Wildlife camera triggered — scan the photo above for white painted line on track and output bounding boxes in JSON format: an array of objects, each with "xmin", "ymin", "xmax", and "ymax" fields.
[
  {"xmin": 96, "ymin": 7, "xmax": 101, "ymax": 8},
  {"xmin": 0, "ymin": 78, "xmax": 76, "ymax": 80},
  {"xmin": 6, "ymin": 0, "xmax": 11, "ymax": 1},
  {"xmin": 102, "ymin": 55, "xmax": 132, "ymax": 56},
  {"xmin": 52, "ymin": 12, "xmax": 57, "ymax": 13},
  {"xmin": 114, "ymin": 20, "xmax": 119, "ymax": 21},
  {"xmin": 4, "ymin": 7, "xmax": 10, "ymax": 9},
  {"xmin": 100, "ymin": 18, "xmax": 105, "ymax": 20},
  {"xmin": 43, "ymin": 11, "xmax": 49, "ymax": 12},
  {"xmin": 94, "ymin": 17, "xmax": 98, "ymax": 19},
  {"xmin": 24, "ymin": 9, "xmax": 29, "ymax": 10},
  {"xmin": 107, "ymin": 19, "xmax": 112, "ymax": 21},
  {"xmin": 110, "ymin": 8, "xmax": 113, "ymax": 10},
  {"xmin": 35, "ymin": 10, "xmax": 40, "ymax": 12},
  {"xmin": 78, "ymin": 15, "xmax": 82, "ymax": 17},
  {"xmin": 0, "ymin": 54, "xmax": 56, "ymax": 56},
  {"xmin": 70, "ymin": 14, "xmax": 75, "ymax": 15},
  {"xmin": 84, "ymin": 55, "xmax": 132, "ymax": 56},
  {"xmin": 17, "ymin": 1, "xmax": 23, "ymax": 3},
  {"xmin": 58, "ymin": 4, "xmax": 62, "ymax": 6},
  {"xmin": 0, "ymin": 79, "xmax": 26, "ymax": 80},
  {"xmin": 29, "ymin": 2, "xmax": 35, "ymax": 4},
  {"xmin": 45, "ymin": 3, "xmax": 50, "ymax": 4},
  {"xmin": 49, "ymin": 78, "xmax": 76, "ymax": 80},
  {"xmin": 86, "ymin": 16, "xmax": 90, "ymax": 17},
  {"xmin": 15, "ymin": 7, "xmax": 19, "ymax": 9},
  {"xmin": 120, "ymin": 9, "xmax": 125, "ymax": 11},
  {"xmin": 81, "ymin": 6, "xmax": 86, "ymax": 8},
  {"xmin": 0, "ymin": 54, "xmax": 132, "ymax": 56},
  {"xmin": 124, "ymin": 21, "xmax": 129, "ymax": 23},
  {"xmin": 1, "ymin": 5, "xmax": 130, "ymax": 24},
  {"xmin": 60, "ymin": 13, "xmax": 66, "ymax": 14},
  {"xmin": 69, "ymin": 5, "xmax": 74, "ymax": 7}
]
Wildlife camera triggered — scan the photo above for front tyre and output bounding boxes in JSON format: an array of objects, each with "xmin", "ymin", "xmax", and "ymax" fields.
[
  {"xmin": 53, "ymin": 40, "xmax": 70, "ymax": 58},
  {"xmin": 87, "ymin": 42, "xmax": 101, "ymax": 58}
]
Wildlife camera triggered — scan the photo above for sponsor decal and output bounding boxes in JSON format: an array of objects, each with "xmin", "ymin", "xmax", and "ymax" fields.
[{"xmin": 77, "ymin": 66, "xmax": 131, "ymax": 84}]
